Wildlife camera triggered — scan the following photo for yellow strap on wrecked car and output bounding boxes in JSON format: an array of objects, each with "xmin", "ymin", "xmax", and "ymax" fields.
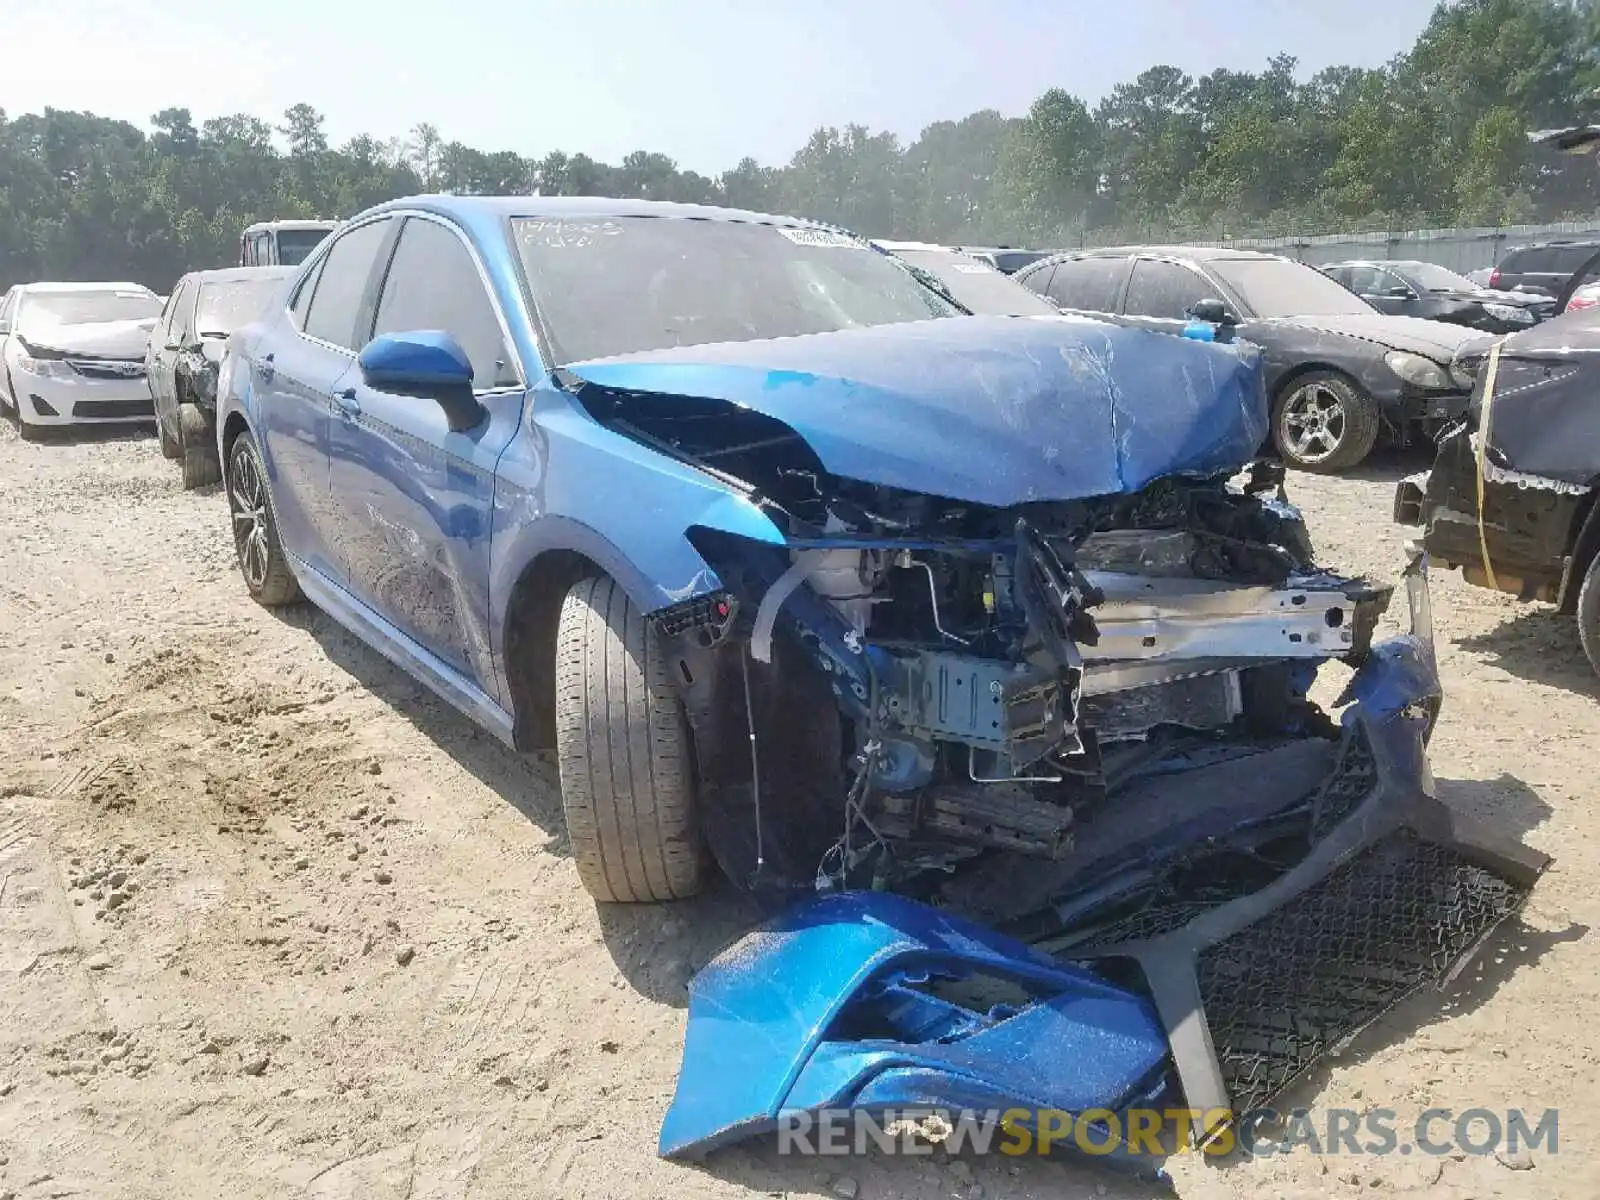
[{"xmin": 1474, "ymin": 339, "xmax": 1503, "ymax": 593}]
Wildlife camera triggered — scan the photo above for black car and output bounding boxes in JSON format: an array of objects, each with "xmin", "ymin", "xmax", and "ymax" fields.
[
  {"xmin": 1487, "ymin": 239, "xmax": 1600, "ymax": 298},
  {"xmin": 1321, "ymin": 259, "xmax": 1555, "ymax": 332},
  {"xmin": 958, "ymin": 246, "xmax": 1053, "ymax": 275},
  {"xmin": 1394, "ymin": 304, "xmax": 1600, "ymax": 677},
  {"xmin": 1015, "ymin": 247, "xmax": 1484, "ymax": 473},
  {"xmin": 874, "ymin": 241, "xmax": 1064, "ymax": 316},
  {"xmin": 145, "ymin": 266, "xmax": 295, "ymax": 487}
]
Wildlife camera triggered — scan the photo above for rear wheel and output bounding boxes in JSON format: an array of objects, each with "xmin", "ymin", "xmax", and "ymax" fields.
[
  {"xmin": 554, "ymin": 575, "xmax": 704, "ymax": 904},
  {"xmin": 225, "ymin": 431, "xmax": 301, "ymax": 606},
  {"xmin": 1272, "ymin": 371, "xmax": 1381, "ymax": 473},
  {"xmin": 1577, "ymin": 553, "xmax": 1600, "ymax": 680},
  {"xmin": 179, "ymin": 404, "xmax": 221, "ymax": 489}
]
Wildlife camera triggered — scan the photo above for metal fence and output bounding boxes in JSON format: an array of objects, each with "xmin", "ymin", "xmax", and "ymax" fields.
[{"xmin": 1179, "ymin": 219, "xmax": 1600, "ymax": 274}]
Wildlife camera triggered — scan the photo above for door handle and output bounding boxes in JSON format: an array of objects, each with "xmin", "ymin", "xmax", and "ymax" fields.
[
  {"xmin": 333, "ymin": 387, "xmax": 360, "ymax": 419},
  {"xmin": 256, "ymin": 352, "xmax": 275, "ymax": 383}
]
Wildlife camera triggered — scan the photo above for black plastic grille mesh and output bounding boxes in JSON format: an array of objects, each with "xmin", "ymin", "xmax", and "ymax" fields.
[
  {"xmin": 1197, "ymin": 830, "xmax": 1526, "ymax": 1115},
  {"xmin": 1309, "ymin": 727, "xmax": 1377, "ymax": 841},
  {"xmin": 651, "ymin": 592, "xmax": 734, "ymax": 639}
]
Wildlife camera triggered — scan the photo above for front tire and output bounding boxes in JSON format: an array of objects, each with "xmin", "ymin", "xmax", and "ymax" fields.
[
  {"xmin": 225, "ymin": 431, "xmax": 301, "ymax": 606},
  {"xmin": 179, "ymin": 404, "xmax": 221, "ymax": 489},
  {"xmin": 1577, "ymin": 553, "xmax": 1600, "ymax": 680},
  {"xmin": 1272, "ymin": 371, "xmax": 1381, "ymax": 473},
  {"xmin": 554, "ymin": 576, "xmax": 704, "ymax": 903},
  {"xmin": 157, "ymin": 411, "xmax": 182, "ymax": 459}
]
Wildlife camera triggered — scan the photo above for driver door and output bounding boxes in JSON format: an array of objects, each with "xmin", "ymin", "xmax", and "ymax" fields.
[{"xmin": 327, "ymin": 213, "xmax": 526, "ymax": 688}]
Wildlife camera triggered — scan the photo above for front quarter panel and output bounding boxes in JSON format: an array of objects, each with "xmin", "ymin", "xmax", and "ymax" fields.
[{"xmin": 487, "ymin": 376, "xmax": 787, "ymax": 684}]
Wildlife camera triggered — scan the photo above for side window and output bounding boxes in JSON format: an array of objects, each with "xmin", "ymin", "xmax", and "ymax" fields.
[
  {"xmin": 240, "ymin": 237, "xmax": 254, "ymax": 266},
  {"xmin": 1555, "ymin": 245, "xmax": 1597, "ymax": 274},
  {"xmin": 289, "ymin": 256, "xmax": 326, "ymax": 330},
  {"xmin": 1019, "ymin": 263, "xmax": 1057, "ymax": 299},
  {"xmin": 371, "ymin": 217, "xmax": 517, "ymax": 389},
  {"xmin": 1343, "ymin": 265, "xmax": 1383, "ymax": 295},
  {"xmin": 1, "ymin": 288, "xmax": 19, "ymax": 330},
  {"xmin": 257, "ymin": 233, "xmax": 275, "ymax": 266},
  {"xmin": 1045, "ymin": 257, "xmax": 1128, "ymax": 313},
  {"xmin": 1123, "ymin": 260, "xmax": 1219, "ymax": 320},
  {"xmin": 159, "ymin": 280, "xmax": 193, "ymax": 344},
  {"xmin": 1512, "ymin": 248, "xmax": 1554, "ymax": 274},
  {"xmin": 174, "ymin": 284, "xmax": 202, "ymax": 343},
  {"xmin": 301, "ymin": 218, "xmax": 393, "ymax": 350}
]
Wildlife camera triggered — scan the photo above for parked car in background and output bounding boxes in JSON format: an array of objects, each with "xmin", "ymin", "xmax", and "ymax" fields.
[
  {"xmin": 239, "ymin": 219, "xmax": 338, "ymax": 267},
  {"xmin": 958, "ymin": 246, "xmax": 1052, "ymax": 275},
  {"xmin": 1487, "ymin": 239, "xmax": 1600, "ymax": 297},
  {"xmin": 147, "ymin": 266, "xmax": 295, "ymax": 487},
  {"xmin": 1565, "ymin": 280, "xmax": 1600, "ymax": 312},
  {"xmin": 1466, "ymin": 266, "xmax": 1496, "ymax": 287},
  {"xmin": 874, "ymin": 240, "xmax": 1063, "ymax": 316},
  {"xmin": 1395, "ymin": 304, "xmax": 1600, "ymax": 676},
  {"xmin": 0, "ymin": 282, "xmax": 162, "ymax": 440},
  {"xmin": 1014, "ymin": 246, "xmax": 1484, "ymax": 472},
  {"xmin": 1320, "ymin": 259, "xmax": 1554, "ymax": 331}
]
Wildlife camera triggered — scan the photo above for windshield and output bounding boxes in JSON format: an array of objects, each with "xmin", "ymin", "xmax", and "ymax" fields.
[
  {"xmin": 1394, "ymin": 261, "xmax": 1478, "ymax": 292},
  {"xmin": 1210, "ymin": 258, "xmax": 1375, "ymax": 318},
  {"xmin": 889, "ymin": 249, "xmax": 1059, "ymax": 316},
  {"xmin": 512, "ymin": 217, "xmax": 962, "ymax": 363},
  {"xmin": 275, "ymin": 229, "xmax": 333, "ymax": 265},
  {"xmin": 18, "ymin": 289, "xmax": 161, "ymax": 330},
  {"xmin": 196, "ymin": 277, "xmax": 289, "ymax": 334}
]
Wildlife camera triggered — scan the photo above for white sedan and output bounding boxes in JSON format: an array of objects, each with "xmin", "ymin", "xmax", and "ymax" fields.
[{"xmin": 0, "ymin": 282, "xmax": 163, "ymax": 440}]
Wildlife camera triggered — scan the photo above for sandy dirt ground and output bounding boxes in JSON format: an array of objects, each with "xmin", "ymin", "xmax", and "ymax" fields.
[{"xmin": 0, "ymin": 417, "xmax": 1595, "ymax": 1200}]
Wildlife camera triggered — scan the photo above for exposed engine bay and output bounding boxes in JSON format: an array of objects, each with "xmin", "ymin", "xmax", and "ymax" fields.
[{"xmin": 646, "ymin": 450, "xmax": 1393, "ymax": 897}]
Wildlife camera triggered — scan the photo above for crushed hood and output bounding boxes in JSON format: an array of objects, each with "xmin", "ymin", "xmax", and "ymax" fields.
[
  {"xmin": 1264, "ymin": 312, "xmax": 1481, "ymax": 360},
  {"xmin": 19, "ymin": 319, "xmax": 156, "ymax": 361},
  {"xmin": 562, "ymin": 316, "xmax": 1269, "ymax": 507},
  {"xmin": 1470, "ymin": 308, "xmax": 1600, "ymax": 485}
]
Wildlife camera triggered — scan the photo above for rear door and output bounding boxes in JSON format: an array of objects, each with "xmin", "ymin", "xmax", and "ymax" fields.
[
  {"xmin": 148, "ymin": 278, "xmax": 194, "ymax": 435},
  {"xmin": 327, "ymin": 212, "xmax": 527, "ymax": 686},
  {"xmin": 1032, "ymin": 255, "xmax": 1130, "ymax": 317},
  {"xmin": 1118, "ymin": 257, "xmax": 1229, "ymax": 332},
  {"xmin": 253, "ymin": 216, "xmax": 396, "ymax": 581}
]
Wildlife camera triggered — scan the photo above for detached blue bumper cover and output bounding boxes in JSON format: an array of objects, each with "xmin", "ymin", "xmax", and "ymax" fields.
[{"xmin": 658, "ymin": 892, "xmax": 1168, "ymax": 1159}]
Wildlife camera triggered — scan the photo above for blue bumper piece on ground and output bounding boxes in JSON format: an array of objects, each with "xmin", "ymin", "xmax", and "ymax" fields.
[{"xmin": 657, "ymin": 891, "xmax": 1168, "ymax": 1159}]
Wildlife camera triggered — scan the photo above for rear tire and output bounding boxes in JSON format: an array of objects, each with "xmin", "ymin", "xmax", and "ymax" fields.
[
  {"xmin": 554, "ymin": 575, "xmax": 704, "ymax": 904},
  {"xmin": 225, "ymin": 431, "xmax": 301, "ymax": 606},
  {"xmin": 1272, "ymin": 371, "xmax": 1381, "ymax": 473},
  {"xmin": 1577, "ymin": 553, "xmax": 1600, "ymax": 680},
  {"xmin": 179, "ymin": 404, "xmax": 221, "ymax": 489}
]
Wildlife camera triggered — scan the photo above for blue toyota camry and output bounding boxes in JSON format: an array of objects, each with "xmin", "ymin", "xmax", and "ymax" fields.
[{"xmin": 215, "ymin": 194, "xmax": 1542, "ymax": 1149}]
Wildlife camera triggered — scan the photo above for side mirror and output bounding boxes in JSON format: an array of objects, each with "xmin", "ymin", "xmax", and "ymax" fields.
[
  {"xmin": 358, "ymin": 330, "xmax": 485, "ymax": 433},
  {"xmin": 1188, "ymin": 297, "xmax": 1237, "ymax": 325},
  {"xmin": 1387, "ymin": 285, "xmax": 1417, "ymax": 299}
]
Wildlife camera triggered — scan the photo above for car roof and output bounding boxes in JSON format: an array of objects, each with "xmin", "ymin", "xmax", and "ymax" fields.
[
  {"xmin": 874, "ymin": 239, "xmax": 957, "ymax": 252},
  {"xmin": 243, "ymin": 219, "xmax": 339, "ymax": 233},
  {"xmin": 1067, "ymin": 245, "xmax": 1287, "ymax": 262},
  {"xmin": 184, "ymin": 266, "xmax": 299, "ymax": 286},
  {"xmin": 16, "ymin": 280, "xmax": 153, "ymax": 293},
  {"xmin": 361, "ymin": 194, "xmax": 845, "ymax": 232}
]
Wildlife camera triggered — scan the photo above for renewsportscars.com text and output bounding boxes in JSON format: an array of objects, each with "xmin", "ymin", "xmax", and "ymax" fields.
[{"xmin": 775, "ymin": 1106, "xmax": 1559, "ymax": 1158}]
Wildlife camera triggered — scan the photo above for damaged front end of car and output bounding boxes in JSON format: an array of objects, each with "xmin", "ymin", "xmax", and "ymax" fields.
[{"xmin": 555, "ymin": 316, "xmax": 1546, "ymax": 1166}]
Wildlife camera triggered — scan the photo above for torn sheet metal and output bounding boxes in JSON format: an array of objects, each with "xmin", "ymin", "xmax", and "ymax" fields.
[
  {"xmin": 563, "ymin": 315, "xmax": 1269, "ymax": 508},
  {"xmin": 657, "ymin": 891, "xmax": 1169, "ymax": 1161}
]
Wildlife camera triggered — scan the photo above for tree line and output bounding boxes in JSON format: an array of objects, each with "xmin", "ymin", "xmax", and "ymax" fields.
[{"xmin": 2, "ymin": 0, "xmax": 1598, "ymax": 291}]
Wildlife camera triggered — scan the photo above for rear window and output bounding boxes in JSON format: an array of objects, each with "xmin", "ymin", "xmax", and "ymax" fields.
[{"xmin": 195, "ymin": 276, "xmax": 290, "ymax": 334}]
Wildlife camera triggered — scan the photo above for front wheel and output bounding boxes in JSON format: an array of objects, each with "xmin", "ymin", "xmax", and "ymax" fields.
[
  {"xmin": 225, "ymin": 431, "xmax": 301, "ymax": 606},
  {"xmin": 1272, "ymin": 371, "xmax": 1381, "ymax": 473},
  {"xmin": 179, "ymin": 404, "xmax": 221, "ymax": 489},
  {"xmin": 1577, "ymin": 553, "xmax": 1600, "ymax": 680},
  {"xmin": 553, "ymin": 575, "xmax": 704, "ymax": 903}
]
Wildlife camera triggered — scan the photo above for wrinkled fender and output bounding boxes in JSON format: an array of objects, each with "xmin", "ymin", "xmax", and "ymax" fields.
[
  {"xmin": 658, "ymin": 892, "xmax": 1168, "ymax": 1160},
  {"xmin": 486, "ymin": 377, "xmax": 787, "ymax": 697}
]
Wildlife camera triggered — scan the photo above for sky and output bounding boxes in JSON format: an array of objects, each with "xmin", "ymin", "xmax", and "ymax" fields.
[{"xmin": 5, "ymin": 0, "xmax": 1445, "ymax": 175}]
